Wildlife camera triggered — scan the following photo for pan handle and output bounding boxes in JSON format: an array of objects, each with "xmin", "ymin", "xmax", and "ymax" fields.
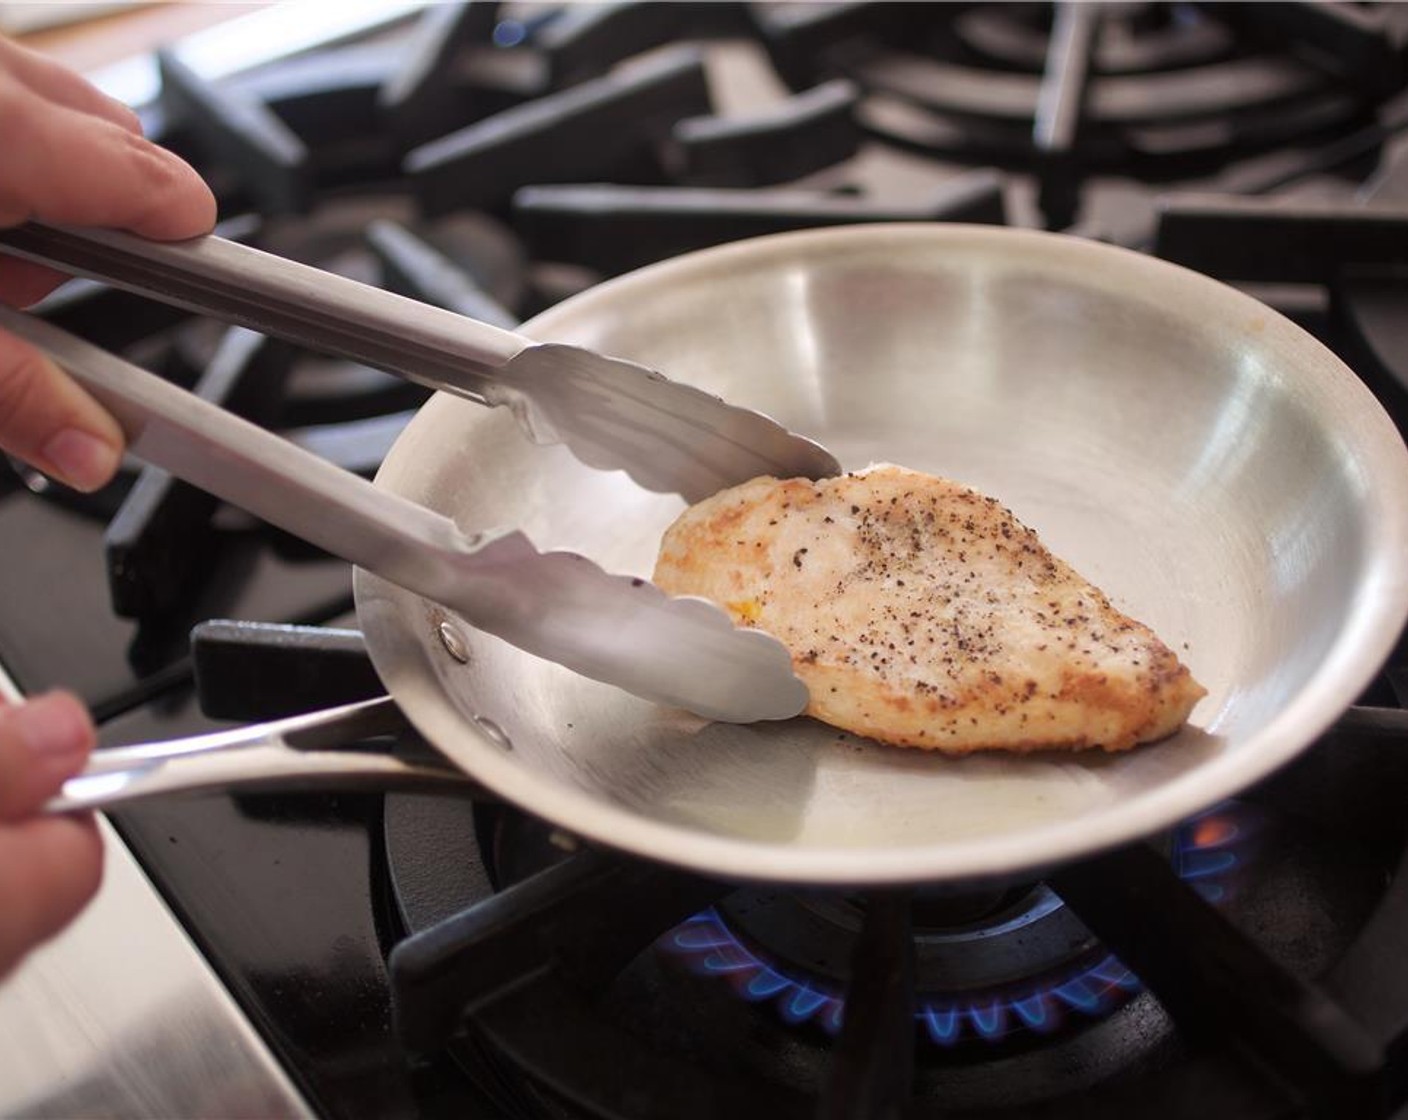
[
  {"xmin": 0, "ymin": 221, "xmax": 527, "ymax": 404},
  {"xmin": 45, "ymin": 697, "xmax": 479, "ymax": 814}
]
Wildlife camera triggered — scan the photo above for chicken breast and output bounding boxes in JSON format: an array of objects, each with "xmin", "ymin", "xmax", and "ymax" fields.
[{"xmin": 653, "ymin": 465, "xmax": 1205, "ymax": 753}]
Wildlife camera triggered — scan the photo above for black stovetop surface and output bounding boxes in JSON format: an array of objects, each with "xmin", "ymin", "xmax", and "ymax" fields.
[{"xmin": 8, "ymin": 3, "xmax": 1408, "ymax": 1117}]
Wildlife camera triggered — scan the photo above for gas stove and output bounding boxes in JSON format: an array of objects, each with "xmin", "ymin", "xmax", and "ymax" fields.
[{"xmin": 4, "ymin": 3, "xmax": 1408, "ymax": 1117}]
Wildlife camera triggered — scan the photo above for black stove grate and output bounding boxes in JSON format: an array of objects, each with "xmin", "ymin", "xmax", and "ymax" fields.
[
  {"xmin": 14, "ymin": 0, "xmax": 1406, "ymax": 672},
  {"xmin": 8, "ymin": 2, "xmax": 1408, "ymax": 1117}
]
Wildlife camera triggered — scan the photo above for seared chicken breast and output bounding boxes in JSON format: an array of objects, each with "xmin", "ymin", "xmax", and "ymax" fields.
[{"xmin": 653, "ymin": 465, "xmax": 1205, "ymax": 753}]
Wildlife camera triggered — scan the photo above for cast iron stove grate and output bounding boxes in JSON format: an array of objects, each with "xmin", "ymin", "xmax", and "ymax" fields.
[
  {"xmin": 10, "ymin": 0, "xmax": 1408, "ymax": 708},
  {"xmin": 6, "ymin": 3, "xmax": 1408, "ymax": 1118}
]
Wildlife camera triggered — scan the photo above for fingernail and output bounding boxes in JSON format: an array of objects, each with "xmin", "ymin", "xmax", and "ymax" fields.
[
  {"xmin": 10, "ymin": 693, "xmax": 91, "ymax": 764},
  {"xmin": 41, "ymin": 428, "xmax": 120, "ymax": 492}
]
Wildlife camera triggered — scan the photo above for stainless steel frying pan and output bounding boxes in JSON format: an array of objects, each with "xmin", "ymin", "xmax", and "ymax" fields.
[
  {"xmin": 33, "ymin": 224, "xmax": 1408, "ymax": 885},
  {"xmin": 352, "ymin": 222, "xmax": 1408, "ymax": 885}
]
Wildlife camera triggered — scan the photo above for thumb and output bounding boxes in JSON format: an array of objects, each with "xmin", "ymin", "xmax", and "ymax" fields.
[
  {"xmin": 0, "ymin": 691, "xmax": 95, "ymax": 819},
  {"xmin": 0, "ymin": 328, "xmax": 123, "ymax": 492}
]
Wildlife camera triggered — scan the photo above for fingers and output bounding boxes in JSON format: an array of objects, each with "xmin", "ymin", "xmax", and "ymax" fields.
[
  {"xmin": 0, "ymin": 331, "xmax": 122, "ymax": 491},
  {"xmin": 0, "ymin": 37, "xmax": 212, "ymax": 298},
  {"xmin": 0, "ymin": 40, "xmax": 214, "ymax": 491},
  {"xmin": 0, "ymin": 36, "xmax": 141, "ymax": 136},
  {"xmin": 0, "ymin": 693, "xmax": 103, "ymax": 980},
  {"xmin": 0, "ymin": 813, "xmax": 102, "ymax": 981},
  {"xmin": 0, "ymin": 691, "xmax": 96, "ymax": 818},
  {"xmin": 0, "ymin": 88, "xmax": 216, "ymax": 239},
  {"xmin": 0, "ymin": 43, "xmax": 216, "ymax": 304}
]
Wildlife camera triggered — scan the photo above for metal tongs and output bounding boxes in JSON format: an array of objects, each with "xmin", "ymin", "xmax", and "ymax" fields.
[{"xmin": 0, "ymin": 222, "xmax": 838, "ymax": 724}]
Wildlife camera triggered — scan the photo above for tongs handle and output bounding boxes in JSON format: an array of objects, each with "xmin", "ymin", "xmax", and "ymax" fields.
[
  {"xmin": 0, "ymin": 307, "xmax": 476, "ymax": 601},
  {"xmin": 0, "ymin": 308, "xmax": 811, "ymax": 724},
  {"xmin": 0, "ymin": 221, "xmax": 527, "ymax": 404},
  {"xmin": 0, "ymin": 220, "xmax": 843, "ymax": 505}
]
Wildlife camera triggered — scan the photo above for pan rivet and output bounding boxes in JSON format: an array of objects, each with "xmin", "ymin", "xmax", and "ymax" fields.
[
  {"xmin": 475, "ymin": 715, "xmax": 512, "ymax": 750},
  {"xmin": 437, "ymin": 621, "xmax": 470, "ymax": 663},
  {"xmin": 549, "ymin": 829, "xmax": 580, "ymax": 852}
]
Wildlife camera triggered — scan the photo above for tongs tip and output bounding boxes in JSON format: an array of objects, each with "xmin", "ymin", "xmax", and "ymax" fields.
[{"xmin": 505, "ymin": 342, "xmax": 841, "ymax": 503}]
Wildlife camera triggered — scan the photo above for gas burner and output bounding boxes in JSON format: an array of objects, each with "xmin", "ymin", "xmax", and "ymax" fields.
[
  {"xmin": 658, "ymin": 803, "xmax": 1252, "ymax": 1049},
  {"xmin": 377, "ymin": 775, "xmax": 1398, "ymax": 1117},
  {"xmin": 661, "ymin": 906, "xmax": 1143, "ymax": 1045},
  {"xmin": 952, "ymin": 4, "xmax": 1236, "ymax": 75}
]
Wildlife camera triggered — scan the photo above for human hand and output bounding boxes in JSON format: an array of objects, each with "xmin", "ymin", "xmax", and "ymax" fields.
[
  {"xmin": 0, "ymin": 34, "xmax": 216, "ymax": 491},
  {"xmin": 0, "ymin": 691, "xmax": 102, "ymax": 982}
]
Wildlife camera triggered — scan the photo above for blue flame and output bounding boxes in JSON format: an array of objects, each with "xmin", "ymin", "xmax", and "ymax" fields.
[
  {"xmin": 923, "ymin": 1005, "xmax": 961, "ymax": 1043},
  {"xmin": 1011, "ymin": 993, "xmax": 1051, "ymax": 1030},
  {"xmin": 659, "ymin": 803, "xmax": 1249, "ymax": 1046}
]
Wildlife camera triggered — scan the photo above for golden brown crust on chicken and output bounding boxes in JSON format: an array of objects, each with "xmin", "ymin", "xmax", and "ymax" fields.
[{"xmin": 653, "ymin": 465, "xmax": 1205, "ymax": 753}]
